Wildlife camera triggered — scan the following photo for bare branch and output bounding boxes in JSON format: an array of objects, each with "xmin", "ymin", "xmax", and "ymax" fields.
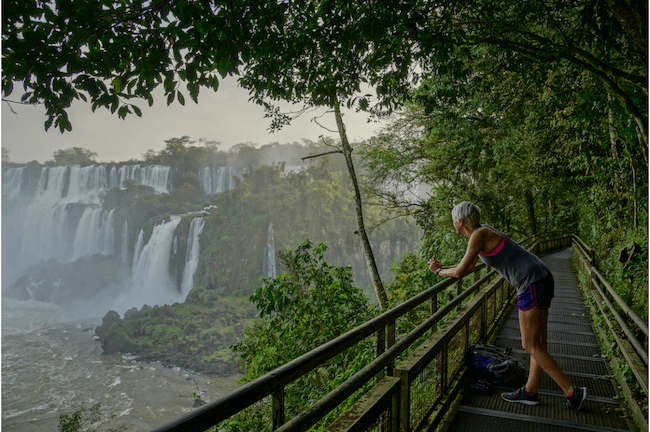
[
  {"xmin": 3, "ymin": 100, "xmax": 18, "ymax": 114},
  {"xmin": 301, "ymin": 150, "xmax": 343, "ymax": 160},
  {"xmin": 312, "ymin": 116, "xmax": 338, "ymax": 133}
]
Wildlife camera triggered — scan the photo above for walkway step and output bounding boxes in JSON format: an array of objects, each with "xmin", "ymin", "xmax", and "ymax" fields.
[{"xmin": 445, "ymin": 247, "xmax": 637, "ymax": 432}]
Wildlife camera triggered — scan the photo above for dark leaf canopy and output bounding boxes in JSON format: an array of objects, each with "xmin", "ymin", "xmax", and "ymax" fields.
[{"xmin": 2, "ymin": 0, "xmax": 646, "ymax": 138}]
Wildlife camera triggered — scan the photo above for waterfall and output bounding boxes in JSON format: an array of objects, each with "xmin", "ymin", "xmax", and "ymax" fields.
[
  {"xmin": 181, "ymin": 217, "xmax": 206, "ymax": 296},
  {"xmin": 117, "ymin": 165, "xmax": 171, "ymax": 193},
  {"xmin": 69, "ymin": 207, "xmax": 116, "ymax": 261},
  {"xmin": 263, "ymin": 223, "xmax": 276, "ymax": 279},
  {"xmin": 34, "ymin": 166, "xmax": 69, "ymax": 203},
  {"xmin": 216, "ymin": 167, "xmax": 234, "ymax": 193},
  {"xmin": 121, "ymin": 221, "xmax": 129, "ymax": 264},
  {"xmin": 18, "ymin": 202, "xmax": 73, "ymax": 266},
  {"xmin": 2, "ymin": 167, "xmax": 24, "ymax": 199},
  {"xmin": 66, "ymin": 165, "xmax": 109, "ymax": 204},
  {"xmin": 198, "ymin": 167, "xmax": 236, "ymax": 194},
  {"xmin": 199, "ymin": 167, "xmax": 213, "ymax": 195},
  {"xmin": 1, "ymin": 164, "xmax": 177, "ymax": 283},
  {"xmin": 109, "ymin": 165, "xmax": 119, "ymax": 189},
  {"xmin": 130, "ymin": 217, "xmax": 182, "ymax": 307},
  {"xmin": 132, "ymin": 229, "xmax": 145, "ymax": 270}
]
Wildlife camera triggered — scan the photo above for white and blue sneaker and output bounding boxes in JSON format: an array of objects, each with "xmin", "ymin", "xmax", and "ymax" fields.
[
  {"xmin": 565, "ymin": 387, "xmax": 587, "ymax": 410},
  {"xmin": 501, "ymin": 386, "xmax": 540, "ymax": 405}
]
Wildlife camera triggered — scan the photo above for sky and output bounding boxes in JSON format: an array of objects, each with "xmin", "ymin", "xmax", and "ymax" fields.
[{"xmin": 1, "ymin": 77, "xmax": 384, "ymax": 164}]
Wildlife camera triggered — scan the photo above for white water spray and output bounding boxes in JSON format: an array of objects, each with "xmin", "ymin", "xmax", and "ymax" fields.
[{"xmin": 181, "ymin": 217, "xmax": 206, "ymax": 296}]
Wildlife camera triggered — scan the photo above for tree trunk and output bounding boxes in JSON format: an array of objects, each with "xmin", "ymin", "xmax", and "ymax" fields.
[
  {"xmin": 333, "ymin": 103, "xmax": 389, "ymax": 309},
  {"xmin": 525, "ymin": 190, "xmax": 537, "ymax": 235}
]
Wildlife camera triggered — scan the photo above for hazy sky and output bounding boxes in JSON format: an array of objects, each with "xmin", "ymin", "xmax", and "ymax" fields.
[{"xmin": 2, "ymin": 77, "xmax": 384, "ymax": 164}]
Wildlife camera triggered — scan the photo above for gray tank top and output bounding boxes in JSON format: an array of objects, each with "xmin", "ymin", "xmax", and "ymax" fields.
[{"xmin": 477, "ymin": 225, "xmax": 549, "ymax": 295}]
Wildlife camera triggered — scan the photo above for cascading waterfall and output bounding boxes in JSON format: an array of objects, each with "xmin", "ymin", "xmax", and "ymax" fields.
[
  {"xmin": 121, "ymin": 221, "xmax": 129, "ymax": 264},
  {"xmin": 116, "ymin": 165, "xmax": 172, "ymax": 193},
  {"xmin": 70, "ymin": 207, "xmax": 116, "ymax": 261},
  {"xmin": 130, "ymin": 217, "xmax": 183, "ymax": 307},
  {"xmin": 181, "ymin": 217, "xmax": 206, "ymax": 296},
  {"xmin": 132, "ymin": 229, "xmax": 145, "ymax": 269},
  {"xmin": 2, "ymin": 167, "xmax": 24, "ymax": 199},
  {"xmin": 2, "ymin": 164, "xmax": 172, "ymax": 286},
  {"xmin": 198, "ymin": 167, "xmax": 236, "ymax": 194},
  {"xmin": 262, "ymin": 222, "xmax": 276, "ymax": 279}
]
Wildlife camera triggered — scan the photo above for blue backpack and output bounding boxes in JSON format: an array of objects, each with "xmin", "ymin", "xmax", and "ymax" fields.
[{"xmin": 468, "ymin": 344, "xmax": 526, "ymax": 384}]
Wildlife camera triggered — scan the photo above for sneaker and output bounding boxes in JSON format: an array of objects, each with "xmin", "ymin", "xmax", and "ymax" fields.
[
  {"xmin": 564, "ymin": 386, "xmax": 587, "ymax": 410},
  {"xmin": 501, "ymin": 386, "xmax": 540, "ymax": 405}
]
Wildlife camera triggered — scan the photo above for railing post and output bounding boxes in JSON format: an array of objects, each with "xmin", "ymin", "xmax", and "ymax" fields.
[
  {"xmin": 481, "ymin": 288, "xmax": 488, "ymax": 341},
  {"xmin": 388, "ymin": 321, "xmax": 396, "ymax": 376},
  {"xmin": 377, "ymin": 326, "xmax": 386, "ymax": 380},
  {"xmin": 272, "ymin": 388, "xmax": 285, "ymax": 430},
  {"xmin": 455, "ymin": 279, "xmax": 463, "ymax": 313},
  {"xmin": 430, "ymin": 292, "xmax": 439, "ymax": 332}
]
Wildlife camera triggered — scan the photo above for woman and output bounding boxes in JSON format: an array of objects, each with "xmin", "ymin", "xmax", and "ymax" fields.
[{"xmin": 427, "ymin": 201, "xmax": 587, "ymax": 409}]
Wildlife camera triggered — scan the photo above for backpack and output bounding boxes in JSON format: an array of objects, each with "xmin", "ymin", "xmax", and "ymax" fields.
[{"xmin": 468, "ymin": 344, "xmax": 526, "ymax": 385}]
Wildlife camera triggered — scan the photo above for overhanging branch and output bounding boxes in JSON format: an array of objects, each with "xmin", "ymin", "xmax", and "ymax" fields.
[{"xmin": 301, "ymin": 150, "xmax": 343, "ymax": 160}]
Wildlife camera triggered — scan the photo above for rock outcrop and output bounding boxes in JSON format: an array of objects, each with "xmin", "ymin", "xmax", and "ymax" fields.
[{"xmin": 95, "ymin": 285, "xmax": 256, "ymax": 375}]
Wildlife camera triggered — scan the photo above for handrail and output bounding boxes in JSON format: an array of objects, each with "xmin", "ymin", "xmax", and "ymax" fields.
[
  {"xmin": 152, "ymin": 263, "xmax": 486, "ymax": 432},
  {"xmin": 591, "ymin": 266, "xmax": 649, "ymax": 338},
  {"xmin": 152, "ymin": 233, "xmax": 569, "ymax": 432},
  {"xmin": 275, "ymin": 270, "xmax": 496, "ymax": 432},
  {"xmin": 571, "ymin": 235, "xmax": 648, "ymax": 407}
]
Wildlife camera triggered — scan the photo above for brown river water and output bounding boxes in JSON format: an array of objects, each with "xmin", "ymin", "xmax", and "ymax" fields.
[{"xmin": 1, "ymin": 299, "xmax": 242, "ymax": 431}]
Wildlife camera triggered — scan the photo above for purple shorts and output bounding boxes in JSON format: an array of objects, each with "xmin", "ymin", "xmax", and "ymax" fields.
[{"xmin": 517, "ymin": 272, "xmax": 554, "ymax": 311}]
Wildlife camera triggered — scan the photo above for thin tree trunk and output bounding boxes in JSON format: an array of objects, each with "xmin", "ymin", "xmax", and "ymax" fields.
[
  {"xmin": 333, "ymin": 103, "xmax": 388, "ymax": 309},
  {"xmin": 525, "ymin": 190, "xmax": 537, "ymax": 235}
]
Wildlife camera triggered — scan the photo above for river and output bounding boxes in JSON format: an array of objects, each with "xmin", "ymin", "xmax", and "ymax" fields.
[{"xmin": 1, "ymin": 298, "xmax": 242, "ymax": 432}]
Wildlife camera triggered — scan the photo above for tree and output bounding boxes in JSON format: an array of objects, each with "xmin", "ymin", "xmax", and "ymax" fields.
[
  {"xmin": 361, "ymin": 36, "xmax": 646, "ymax": 243},
  {"xmin": 228, "ymin": 239, "xmax": 376, "ymax": 431},
  {"xmin": 2, "ymin": 148, "xmax": 9, "ymax": 164},
  {"xmin": 3, "ymin": 0, "xmax": 645, "ymax": 304},
  {"xmin": 49, "ymin": 147, "xmax": 97, "ymax": 166},
  {"xmin": 3, "ymin": 1, "xmax": 645, "ymax": 140}
]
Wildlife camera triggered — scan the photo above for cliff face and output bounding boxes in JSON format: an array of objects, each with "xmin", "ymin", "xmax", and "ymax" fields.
[{"xmin": 95, "ymin": 285, "xmax": 257, "ymax": 375}]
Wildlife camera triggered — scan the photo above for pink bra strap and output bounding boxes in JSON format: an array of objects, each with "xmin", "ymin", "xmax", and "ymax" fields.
[{"xmin": 479, "ymin": 238, "xmax": 505, "ymax": 257}]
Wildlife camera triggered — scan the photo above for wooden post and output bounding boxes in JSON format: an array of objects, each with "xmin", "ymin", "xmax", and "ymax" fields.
[
  {"xmin": 395, "ymin": 369, "xmax": 410, "ymax": 432},
  {"xmin": 272, "ymin": 388, "xmax": 285, "ymax": 430},
  {"xmin": 430, "ymin": 293, "xmax": 438, "ymax": 333},
  {"xmin": 455, "ymin": 280, "xmax": 463, "ymax": 313},
  {"xmin": 388, "ymin": 321, "xmax": 396, "ymax": 376},
  {"xmin": 376, "ymin": 326, "xmax": 386, "ymax": 380}
]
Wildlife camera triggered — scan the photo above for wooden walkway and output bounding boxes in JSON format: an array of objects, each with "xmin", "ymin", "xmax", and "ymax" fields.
[{"xmin": 445, "ymin": 247, "xmax": 638, "ymax": 432}]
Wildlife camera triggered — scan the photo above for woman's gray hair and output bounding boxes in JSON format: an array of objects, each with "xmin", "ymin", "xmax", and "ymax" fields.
[{"xmin": 451, "ymin": 201, "xmax": 481, "ymax": 223}]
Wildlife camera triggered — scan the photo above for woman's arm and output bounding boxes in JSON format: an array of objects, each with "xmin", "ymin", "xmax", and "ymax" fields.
[{"xmin": 430, "ymin": 229, "xmax": 486, "ymax": 279}]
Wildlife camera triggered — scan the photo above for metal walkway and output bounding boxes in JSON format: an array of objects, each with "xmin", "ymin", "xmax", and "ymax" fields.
[{"xmin": 446, "ymin": 247, "xmax": 638, "ymax": 432}]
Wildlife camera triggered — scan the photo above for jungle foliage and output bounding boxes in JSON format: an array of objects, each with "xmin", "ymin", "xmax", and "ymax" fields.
[
  {"xmin": 223, "ymin": 240, "xmax": 377, "ymax": 431},
  {"xmin": 195, "ymin": 156, "xmax": 422, "ymax": 297},
  {"xmin": 2, "ymin": 0, "xmax": 647, "ymax": 428},
  {"xmin": 361, "ymin": 42, "xmax": 648, "ymax": 319}
]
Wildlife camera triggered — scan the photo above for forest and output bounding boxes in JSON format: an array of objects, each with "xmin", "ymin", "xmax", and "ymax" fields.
[{"xmin": 2, "ymin": 0, "xmax": 647, "ymax": 430}]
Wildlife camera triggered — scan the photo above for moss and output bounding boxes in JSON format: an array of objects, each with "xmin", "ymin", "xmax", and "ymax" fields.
[{"xmin": 98, "ymin": 286, "xmax": 256, "ymax": 373}]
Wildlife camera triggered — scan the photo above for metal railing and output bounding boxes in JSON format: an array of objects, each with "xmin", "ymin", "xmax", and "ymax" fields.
[
  {"xmin": 151, "ymin": 232, "xmax": 572, "ymax": 432},
  {"xmin": 572, "ymin": 234, "xmax": 648, "ymax": 429}
]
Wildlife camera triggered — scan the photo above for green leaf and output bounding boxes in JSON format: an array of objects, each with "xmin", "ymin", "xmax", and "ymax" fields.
[{"xmin": 112, "ymin": 77, "xmax": 123, "ymax": 93}]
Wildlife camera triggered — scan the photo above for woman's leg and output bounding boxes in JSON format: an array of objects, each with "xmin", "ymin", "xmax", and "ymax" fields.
[
  {"xmin": 524, "ymin": 307, "xmax": 547, "ymax": 393},
  {"xmin": 519, "ymin": 306, "xmax": 573, "ymax": 394}
]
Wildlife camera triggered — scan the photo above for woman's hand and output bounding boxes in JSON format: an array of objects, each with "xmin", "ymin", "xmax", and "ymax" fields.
[{"xmin": 428, "ymin": 257, "xmax": 442, "ymax": 274}]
